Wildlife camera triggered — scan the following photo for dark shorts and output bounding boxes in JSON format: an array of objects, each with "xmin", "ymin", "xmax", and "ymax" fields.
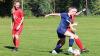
[{"xmin": 57, "ymin": 31, "xmax": 66, "ymax": 38}]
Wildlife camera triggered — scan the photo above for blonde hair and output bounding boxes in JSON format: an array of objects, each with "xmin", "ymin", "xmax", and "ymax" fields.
[
  {"xmin": 13, "ymin": 1, "xmax": 21, "ymax": 7},
  {"xmin": 68, "ymin": 7, "xmax": 77, "ymax": 11}
]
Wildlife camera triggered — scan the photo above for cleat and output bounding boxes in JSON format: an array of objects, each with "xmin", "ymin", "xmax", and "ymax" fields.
[
  {"xmin": 66, "ymin": 51, "xmax": 73, "ymax": 55},
  {"xmin": 52, "ymin": 50, "xmax": 58, "ymax": 54},
  {"xmin": 81, "ymin": 48, "xmax": 89, "ymax": 53},
  {"xmin": 67, "ymin": 48, "xmax": 74, "ymax": 55},
  {"xmin": 12, "ymin": 47, "xmax": 18, "ymax": 52},
  {"xmin": 66, "ymin": 50, "xmax": 73, "ymax": 55}
]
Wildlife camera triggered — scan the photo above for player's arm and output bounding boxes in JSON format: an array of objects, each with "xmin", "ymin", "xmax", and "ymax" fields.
[
  {"xmin": 11, "ymin": 9, "xmax": 14, "ymax": 30},
  {"xmin": 45, "ymin": 13, "xmax": 60, "ymax": 17},
  {"xmin": 19, "ymin": 17, "xmax": 24, "ymax": 26},
  {"xmin": 11, "ymin": 18, "xmax": 14, "ymax": 30},
  {"xmin": 16, "ymin": 17, "xmax": 24, "ymax": 30},
  {"xmin": 67, "ymin": 20, "xmax": 77, "ymax": 31},
  {"xmin": 76, "ymin": 8, "xmax": 86, "ymax": 15},
  {"xmin": 16, "ymin": 11, "xmax": 24, "ymax": 30},
  {"xmin": 69, "ymin": 23, "xmax": 77, "ymax": 31}
]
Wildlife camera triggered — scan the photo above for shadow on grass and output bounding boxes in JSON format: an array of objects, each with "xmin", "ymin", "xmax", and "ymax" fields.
[
  {"xmin": 4, "ymin": 46, "xmax": 14, "ymax": 50},
  {"xmin": 39, "ymin": 49, "xmax": 63, "ymax": 54}
]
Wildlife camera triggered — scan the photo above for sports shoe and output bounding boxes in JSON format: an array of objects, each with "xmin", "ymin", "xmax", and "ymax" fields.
[
  {"xmin": 81, "ymin": 48, "xmax": 89, "ymax": 53},
  {"xmin": 52, "ymin": 50, "xmax": 58, "ymax": 54},
  {"xmin": 12, "ymin": 47, "xmax": 18, "ymax": 52},
  {"xmin": 66, "ymin": 49, "xmax": 73, "ymax": 55}
]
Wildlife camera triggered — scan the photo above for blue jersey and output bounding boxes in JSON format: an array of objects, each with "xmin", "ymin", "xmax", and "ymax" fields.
[{"xmin": 57, "ymin": 13, "xmax": 70, "ymax": 34}]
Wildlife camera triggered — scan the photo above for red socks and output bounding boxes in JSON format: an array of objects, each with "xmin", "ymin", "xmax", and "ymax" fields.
[
  {"xmin": 75, "ymin": 38, "xmax": 84, "ymax": 50},
  {"xmin": 15, "ymin": 39, "xmax": 19, "ymax": 48}
]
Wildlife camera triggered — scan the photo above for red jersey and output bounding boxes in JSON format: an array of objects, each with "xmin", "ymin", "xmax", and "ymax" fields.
[
  {"xmin": 13, "ymin": 9, "xmax": 24, "ymax": 26},
  {"xmin": 70, "ymin": 15, "xmax": 76, "ymax": 23},
  {"xmin": 12, "ymin": 8, "xmax": 24, "ymax": 35},
  {"xmin": 67, "ymin": 15, "xmax": 76, "ymax": 32}
]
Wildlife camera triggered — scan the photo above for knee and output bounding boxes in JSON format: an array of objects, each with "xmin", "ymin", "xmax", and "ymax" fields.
[
  {"xmin": 12, "ymin": 35, "xmax": 14, "ymax": 38},
  {"xmin": 70, "ymin": 36, "xmax": 74, "ymax": 39},
  {"xmin": 61, "ymin": 41, "xmax": 65, "ymax": 45},
  {"xmin": 60, "ymin": 38, "xmax": 65, "ymax": 44},
  {"xmin": 60, "ymin": 38, "xmax": 65, "ymax": 41},
  {"xmin": 15, "ymin": 34, "xmax": 19, "ymax": 39}
]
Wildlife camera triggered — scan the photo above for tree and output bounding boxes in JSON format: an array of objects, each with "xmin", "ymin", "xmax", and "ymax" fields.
[
  {"xmin": 55, "ymin": 0, "xmax": 72, "ymax": 12},
  {"xmin": 0, "ymin": 0, "xmax": 13, "ymax": 16},
  {"xmin": 28, "ymin": 0, "xmax": 53, "ymax": 16},
  {"xmin": 91, "ymin": 0, "xmax": 100, "ymax": 15}
]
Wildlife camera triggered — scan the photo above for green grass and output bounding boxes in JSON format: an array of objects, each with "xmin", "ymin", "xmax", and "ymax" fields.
[{"xmin": 0, "ymin": 16, "xmax": 100, "ymax": 56}]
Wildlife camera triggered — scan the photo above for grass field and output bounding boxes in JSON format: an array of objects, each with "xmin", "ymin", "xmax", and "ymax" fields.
[{"xmin": 0, "ymin": 16, "xmax": 100, "ymax": 56}]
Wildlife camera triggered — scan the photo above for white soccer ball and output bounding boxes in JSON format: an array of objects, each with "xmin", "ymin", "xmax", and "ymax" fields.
[{"xmin": 73, "ymin": 49, "xmax": 80, "ymax": 56}]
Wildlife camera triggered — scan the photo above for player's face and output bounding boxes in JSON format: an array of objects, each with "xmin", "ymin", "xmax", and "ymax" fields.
[
  {"xmin": 69, "ymin": 9, "xmax": 77, "ymax": 15},
  {"xmin": 14, "ymin": 2, "xmax": 20, "ymax": 9}
]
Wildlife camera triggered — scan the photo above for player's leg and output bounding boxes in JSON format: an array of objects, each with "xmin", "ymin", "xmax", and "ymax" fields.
[
  {"xmin": 12, "ymin": 35, "xmax": 16, "ymax": 47},
  {"xmin": 12, "ymin": 26, "xmax": 23, "ymax": 52},
  {"xmin": 52, "ymin": 32, "xmax": 66, "ymax": 54},
  {"xmin": 12, "ymin": 27, "xmax": 16, "ymax": 48},
  {"xmin": 15, "ymin": 34, "xmax": 19, "ymax": 48},
  {"xmin": 12, "ymin": 34, "xmax": 19, "ymax": 51},
  {"xmin": 68, "ymin": 37, "xmax": 74, "ymax": 53},
  {"xmin": 54, "ymin": 38, "xmax": 65, "ymax": 51},
  {"xmin": 68, "ymin": 29, "xmax": 75, "ymax": 53},
  {"xmin": 64, "ymin": 30, "xmax": 88, "ymax": 53}
]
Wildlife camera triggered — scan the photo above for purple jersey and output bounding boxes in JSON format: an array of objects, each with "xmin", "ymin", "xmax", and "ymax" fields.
[{"xmin": 57, "ymin": 13, "xmax": 71, "ymax": 34}]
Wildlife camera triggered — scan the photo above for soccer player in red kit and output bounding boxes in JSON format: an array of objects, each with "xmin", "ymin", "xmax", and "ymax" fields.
[
  {"xmin": 11, "ymin": 1, "xmax": 24, "ymax": 52},
  {"xmin": 67, "ymin": 8, "xmax": 87, "ymax": 53}
]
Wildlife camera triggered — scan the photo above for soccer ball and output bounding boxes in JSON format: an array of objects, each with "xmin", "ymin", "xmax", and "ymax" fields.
[{"xmin": 73, "ymin": 49, "xmax": 80, "ymax": 56}]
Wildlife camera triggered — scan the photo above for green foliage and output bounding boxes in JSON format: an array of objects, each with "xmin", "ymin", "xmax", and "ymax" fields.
[
  {"xmin": 86, "ymin": 0, "xmax": 100, "ymax": 15},
  {"xmin": 0, "ymin": 0, "xmax": 100, "ymax": 17},
  {"xmin": 23, "ymin": 1, "xmax": 32, "ymax": 16},
  {"xmin": 27, "ymin": 0, "xmax": 53, "ymax": 16},
  {"xmin": 38, "ymin": 1, "xmax": 53, "ymax": 15},
  {"xmin": 55, "ymin": 0, "xmax": 72, "ymax": 12},
  {"xmin": 0, "ymin": 0, "xmax": 12, "ymax": 16},
  {"xmin": 91, "ymin": 0, "xmax": 100, "ymax": 15}
]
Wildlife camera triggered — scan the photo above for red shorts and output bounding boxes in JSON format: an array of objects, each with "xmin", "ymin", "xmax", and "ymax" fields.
[{"xmin": 12, "ymin": 25, "xmax": 23, "ymax": 35}]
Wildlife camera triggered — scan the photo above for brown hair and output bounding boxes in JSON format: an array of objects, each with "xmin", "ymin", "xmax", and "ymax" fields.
[{"xmin": 11, "ymin": 1, "xmax": 21, "ymax": 14}]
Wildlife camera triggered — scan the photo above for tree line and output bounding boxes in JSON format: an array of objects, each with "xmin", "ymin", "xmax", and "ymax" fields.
[{"xmin": 0, "ymin": 0, "xmax": 100, "ymax": 17}]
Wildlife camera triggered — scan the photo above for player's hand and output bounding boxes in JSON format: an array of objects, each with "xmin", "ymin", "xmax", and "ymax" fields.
[
  {"xmin": 16, "ymin": 25, "xmax": 20, "ymax": 30},
  {"xmin": 45, "ymin": 14, "xmax": 50, "ymax": 18},
  {"xmin": 72, "ymin": 22, "xmax": 78, "ymax": 26},
  {"xmin": 11, "ymin": 26, "xmax": 13, "ymax": 30},
  {"xmin": 70, "ymin": 25, "xmax": 76, "ymax": 32},
  {"xmin": 70, "ymin": 22, "xmax": 78, "ymax": 31},
  {"xmin": 82, "ymin": 8, "xmax": 86, "ymax": 12},
  {"xmin": 72, "ymin": 27, "xmax": 76, "ymax": 32}
]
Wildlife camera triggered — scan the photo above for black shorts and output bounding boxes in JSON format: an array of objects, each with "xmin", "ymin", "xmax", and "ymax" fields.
[{"xmin": 57, "ymin": 31, "xmax": 66, "ymax": 38}]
